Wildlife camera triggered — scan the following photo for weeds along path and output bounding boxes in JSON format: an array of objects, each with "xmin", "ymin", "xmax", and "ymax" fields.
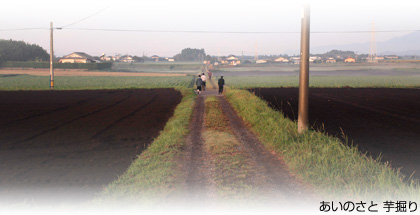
[
  {"xmin": 218, "ymin": 97, "xmax": 309, "ymax": 200},
  {"xmin": 184, "ymin": 78, "xmax": 311, "ymax": 205}
]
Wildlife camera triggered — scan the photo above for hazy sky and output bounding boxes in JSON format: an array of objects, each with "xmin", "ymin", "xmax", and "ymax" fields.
[{"xmin": 1, "ymin": 0, "xmax": 420, "ymax": 57}]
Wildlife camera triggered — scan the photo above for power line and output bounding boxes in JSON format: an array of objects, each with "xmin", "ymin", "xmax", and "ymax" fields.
[
  {"xmin": 1, "ymin": 26, "xmax": 420, "ymax": 34},
  {"xmin": 59, "ymin": 7, "xmax": 109, "ymax": 29},
  {"xmin": 65, "ymin": 28, "xmax": 300, "ymax": 34},
  {"xmin": 63, "ymin": 28, "xmax": 420, "ymax": 34}
]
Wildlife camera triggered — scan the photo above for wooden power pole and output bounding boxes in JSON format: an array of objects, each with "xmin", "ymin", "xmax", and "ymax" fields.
[
  {"xmin": 50, "ymin": 22, "xmax": 54, "ymax": 89},
  {"xmin": 298, "ymin": 5, "xmax": 310, "ymax": 134}
]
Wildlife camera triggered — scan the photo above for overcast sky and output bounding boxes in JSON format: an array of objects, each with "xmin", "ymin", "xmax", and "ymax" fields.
[{"xmin": 1, "ymin": 0, "xmax": 420, "ymax": 57}]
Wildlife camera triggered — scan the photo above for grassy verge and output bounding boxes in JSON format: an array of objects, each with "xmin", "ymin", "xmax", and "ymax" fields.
[
  {"xmin": 94, "ymin": 87, "xmax": 195, "ymax": 205},
  {"xmin": 224, "ymin": 89, "xmax": 420, "ymax": 200},
  {"xmin": 203, "ymin": 96, "xmax": 255, "ymax": 199}
]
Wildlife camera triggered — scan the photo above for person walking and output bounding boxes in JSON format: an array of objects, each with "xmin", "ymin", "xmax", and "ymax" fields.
[
  {"xmin": 201, "ymin": 73, "xmax": 207, "ymax": 91},
  {"xmin": 196, "ymin": 75, "xmax": 203, "ymax": 94},
  {"xmin": 218, "ymin": 76, "xmax": 225, "ymax": 95},
  {"xmin": 208, "ymin": 70, "xmax": 212, "ymax": 80}
]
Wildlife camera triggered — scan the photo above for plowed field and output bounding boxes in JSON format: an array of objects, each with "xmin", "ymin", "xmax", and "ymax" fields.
[
  {"xmin": 251, "ymin": 88, "xmax": 420, "ymax": 180},
  {"xmin": 0, "ymin": 89, "xmax": 181, "ymax": 205}
]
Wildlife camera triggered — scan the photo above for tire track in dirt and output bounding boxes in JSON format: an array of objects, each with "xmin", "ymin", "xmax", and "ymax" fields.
[
  {"xmin": 11, "ymin": 92, "xmax": 133, "ymax": 147},
  {"xmin": 184, "ymin": 96, "xmax": 216, "ymax": 201},
  {"xmin": 218, "ymin": 96, "xmax": 309, "ymax": 201}
]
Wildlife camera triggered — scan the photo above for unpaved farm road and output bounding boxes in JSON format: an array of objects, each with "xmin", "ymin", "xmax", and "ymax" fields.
[{"xmin": 183, "ymin": 78, "xmax": 312, "ymax": 208}]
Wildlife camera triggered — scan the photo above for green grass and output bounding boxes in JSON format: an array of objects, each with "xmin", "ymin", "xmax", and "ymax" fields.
[
  {"xmin": 93, "ymin": 87, "xmax": 196, "ymax": 205},
  {"xmin": 111, "ymin": 62, "xmax": 202, "ymax": 74},
  {"xmin": 0, "ymin": 75, "xmax": 195, "ymax": 90},
  {"xmin": 222, "ymin": 76, "xmax": 420, "ymax": 88},
  {"xmin": 224, "ymin": 89, "xmax": 420, "ymax": 200},
  {"xmin": 217, "ymin": 62, "xmax": 420, "ymax": 73}
]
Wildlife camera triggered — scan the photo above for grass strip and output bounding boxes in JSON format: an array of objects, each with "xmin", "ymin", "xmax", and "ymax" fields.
[
  {"xmin": 224, "ymin": 89, "xmax": 420, "ymax": 200},
  {"xmin": 94, "ymin": 87, "xmax": 195, "ymax": 205},
  {"xmin": 203, "ymin": 96, "xmax": 256, "ymax": 199}
]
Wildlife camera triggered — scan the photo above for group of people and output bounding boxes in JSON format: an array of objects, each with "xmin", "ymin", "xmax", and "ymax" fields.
[{"xmin": 195, "ymin": 71, "xmax": 224, "ymax": 95}]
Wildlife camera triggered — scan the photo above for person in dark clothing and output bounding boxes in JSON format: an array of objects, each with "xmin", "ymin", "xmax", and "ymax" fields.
[
  {"xmin": 218, "ymin": 76, "xmax": 225, "ymax": 95},
  {"xmin": 196, "ymin": 75, "xmax": 203, "ymax": 94}
]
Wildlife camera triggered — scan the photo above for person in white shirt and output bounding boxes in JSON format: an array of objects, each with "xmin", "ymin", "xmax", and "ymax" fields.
[{"xmin": 200, "ymin": 73, "xmax": 207, "ymax": 91}]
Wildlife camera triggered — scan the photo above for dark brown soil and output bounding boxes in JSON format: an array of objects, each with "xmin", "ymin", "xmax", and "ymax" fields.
[
  {"xmin": 250, "ymin": 88, "xmax": 420, "ymax": 180},
  {"xmin": 0, "ymin": 89, "xmax": 181, "ymax": 205}
]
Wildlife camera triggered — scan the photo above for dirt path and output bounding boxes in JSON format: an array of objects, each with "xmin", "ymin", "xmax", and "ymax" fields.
[
  {"xmin": 184, "ymin": 96, "xmax": 215, "ymax": 199},
  {"xmin": 218, "ymin": 97, "xmax": 308, "ymax": 200},
  {"xmin": 183, "ymin": 76, "xmax": 220, "ymax": 203},
  {"xmin": 184, "ymin": 77, "xmax": 311, "ymax": 205}
]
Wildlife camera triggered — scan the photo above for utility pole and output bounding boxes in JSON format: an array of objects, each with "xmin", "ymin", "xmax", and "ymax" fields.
[
  {"xmin": 254, "ymin": 42, "xmax": 258, "ymax": 61},
  {"xmin": 50, "ymin": 22, "xmax": 54, "ymax": 89},
  {"xmin": 368, "ymin": 22, "xmax": 378, "ymax": 63},
  {"xmin": 298, "ymin": 5, "xmax": 310, "ymax": 134}
]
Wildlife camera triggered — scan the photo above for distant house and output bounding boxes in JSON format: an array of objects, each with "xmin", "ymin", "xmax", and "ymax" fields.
[
  {"xmin": 256, "ymin": 60, "xmax": 267, "ymax": 64},
  {"xmin": 112, "ymin": 55, "xmax": 121, "ymax": 61},
  {"xmin": 227, "ymin": 55, "xmax": 241, "ymax": 66},
  {"xmin": 309, "ymin": 56, "xmax": 321, "ymax": 63},
  {"xmin": 151, "ymin": 55, "xmax": 159, "ymax": 62},
  {"xmin": 219, "ymin": 57, "xmax": 228, "ymax": 65},
  {"xmin": 121, "ymin": 55, "xmax": 135, "ymax": 63},
  {"xmin": 274, "ymin": 57, "xmax": 289, "ymax": 63},
  {"xmin": 326, "ymin": 57, "xmax": 336, "ymax": 63},
  {"xmin": 344, "ymin": 57, "xmax": 356, "ymax": 63},
  {"xmin": 100, "ymin": 56, "xmax": 112, "ymax": 61},
  {"xmin": 59, "ymin": 52, "xmax": 97, "ymax": 63},
  {"xmin": 168, "ymin": 58, "xmax": 175, "ymax": 62},
  {"xmin": 290, "ymin": 57, "xmax": 301, "ymax": 64},
  {"xmin": 385, "ymin": 55, "xmax": 398, "ymax": 60}
]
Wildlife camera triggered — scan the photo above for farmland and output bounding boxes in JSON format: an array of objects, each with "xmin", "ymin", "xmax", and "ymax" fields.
[
  {"xmin": 0, "ymin": 89, "xmax": 182, "ymax": 205},
  {"xmin": 213, "ymin": 63, "xmax": 420, "ymax": 88},
  {"xmin": 0, "ymin": 74, "xmax": 194, "ymax": 90},
  {"xmin": 111, "ymin": 62, "xmax": 202, "ymax": 74},
  {"xmin": 251, "ymin": 88, "xmax": 420, "ymax": 180},
  {"xmin": 1, "ymin": 62, "xmax": 420, "ymax": 210},
  {"xmin": 212, "ymin": 63, "xmax": 420, "ymax": 179},
  {"xmin": 216, "ymin": 63, "xmax": 420, "ymax": 196}
]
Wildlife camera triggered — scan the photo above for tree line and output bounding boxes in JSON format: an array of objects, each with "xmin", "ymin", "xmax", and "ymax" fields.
[{"xmin": 0, "ymin": 39, "xmax": 50, "ymax": 64}]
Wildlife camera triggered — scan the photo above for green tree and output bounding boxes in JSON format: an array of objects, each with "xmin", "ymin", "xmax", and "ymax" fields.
[
  {"xmin": 0, "ymin": 39, "xmax": 49, "ymax": 62},
  {"xmin": 322, "ymin": 50, "xmax": 355, "ymax": 58},
  {"xmin": 173, "ymin": 48, "xmax": 206, "ymax": 62},
  {"xmin": 132, "ymin": 56, "xmax": 145, "ymax": 62}
]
